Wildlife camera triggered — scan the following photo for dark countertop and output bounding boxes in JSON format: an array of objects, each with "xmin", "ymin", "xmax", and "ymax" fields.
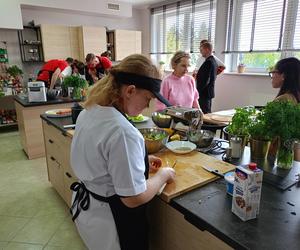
[
  {"xmin": 14, "ymin": 95, "xmax": 80, "ymax": 107},
  {"xmin": 41, "ymin": 115, "xmax": 300, "ymax": 249},
  {"xmin": 171, "ymin": 149, "xmax": 300, "ymax": 250}
]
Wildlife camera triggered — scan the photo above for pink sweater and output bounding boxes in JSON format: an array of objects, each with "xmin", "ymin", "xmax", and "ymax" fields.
[{"xmin": 156, "ymin": 73, "xmax": 199, "ymax": 111}]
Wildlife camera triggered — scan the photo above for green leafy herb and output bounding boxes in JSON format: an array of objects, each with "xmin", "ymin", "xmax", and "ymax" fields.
[
  {"xmin": 227, "ymin": 107, "xmax": 256, "ymax": 136},
  {"xmin": 62, "ymin": 75, "xmax": 87, "ymax": 89},
  {"xmin": 6, "ymin": 65, "xmax": 23, "ymax": 77}
]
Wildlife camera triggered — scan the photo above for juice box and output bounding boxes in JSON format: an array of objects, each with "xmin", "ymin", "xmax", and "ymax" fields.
[{"xmin": 231, "ymin": 163, "xmax": 263, "ymax": 221}]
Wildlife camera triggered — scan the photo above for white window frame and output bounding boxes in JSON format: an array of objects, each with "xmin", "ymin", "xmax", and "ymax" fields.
[{"xmin": 227, "ymin": 0, "xmax": 300, "ymax": 73}]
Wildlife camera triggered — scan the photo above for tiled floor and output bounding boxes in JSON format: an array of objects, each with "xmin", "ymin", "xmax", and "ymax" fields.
[{"xmin": 0, "ymin": 130, "xmax": 87, "ymax": 250}]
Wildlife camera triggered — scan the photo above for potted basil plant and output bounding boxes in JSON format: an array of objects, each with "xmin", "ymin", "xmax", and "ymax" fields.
[
  {"xmin": 248, "ymin": 110, "xmax": 272, "ymax": 159},
  {"xmin": 62, "ymin": 75, "xmax": 88, "ymax": 99},
  {"xmin": 224, "ymin": 106, "xmax": 256, "ymax": 151}
]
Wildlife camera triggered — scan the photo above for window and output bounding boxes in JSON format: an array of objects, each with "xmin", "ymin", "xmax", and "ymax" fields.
[
  {"xmin": 150, "ymin": 0, "xmax": 216, "ymax": 70},
  {"xmin": 226, "ymin": 0, "xmax": 300, "ymax": 73}
]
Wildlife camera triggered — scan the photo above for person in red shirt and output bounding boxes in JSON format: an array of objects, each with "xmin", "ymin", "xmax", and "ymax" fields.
[
  {"xmin": 85, "ymin": 53, "xmax": 112, "ymax": 85},
  {"xmin": 37, "ymin": 58, "xmax": 73, "ymax": 89}
]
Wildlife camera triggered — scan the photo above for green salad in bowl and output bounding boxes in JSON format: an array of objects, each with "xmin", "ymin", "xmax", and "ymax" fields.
[{"xmin": 139, "ymin": 128, "xmax": 169, "ymax": 153}]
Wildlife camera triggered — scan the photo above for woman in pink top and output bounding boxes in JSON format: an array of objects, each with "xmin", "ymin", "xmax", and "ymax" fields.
[{"xmin": 156, "ymin": 51, "xmax": 200, "ymax": 111}]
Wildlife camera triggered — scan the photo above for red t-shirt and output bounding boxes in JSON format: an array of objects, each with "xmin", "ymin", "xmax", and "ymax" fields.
[
  {"xmin": 37, "ymin": 59, "xmax": 68, "ymax": 84},
  {"xmin": 87, "ymin": 56, "xmax": 112, "ymax": 71}
]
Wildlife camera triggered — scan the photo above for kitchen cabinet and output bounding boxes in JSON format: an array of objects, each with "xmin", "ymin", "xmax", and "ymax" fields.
[
  {"xmin": 148, "ymin": 197, "xmax": 232, "ymax": 250},
  {"xmin": 78, "ymin": 26, "xmax": 107, "ymax": 62},
  {"xmin": 108, "ymin": 29, "xmax": 142, "ymax": 61},
  {"xmin": 14, "ymin": 96, "xmax": 76, "ymax": 159},
  {"xmin": 40, "ymin": 24, "xmax": 72, "ymax": 61},
  {"xmin": 42, "ymin": 119, "xmax": 77, "ymax": 206},
  {"xmin": 40, "ymin": 24, "xmax": 106, "ymax": 62},
  {"xmin": 18, "ymin": 26, "xmax": 44, "ymax": 62}
]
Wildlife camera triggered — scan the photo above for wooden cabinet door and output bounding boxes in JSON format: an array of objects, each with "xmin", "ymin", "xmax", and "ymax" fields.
[
  {"xmin": 69, "ymin": 26, "xmax": 80, "ymax": 60},
  {"xmin": 78, "ymin": 26, "xmax": 107, "ymax": 61},
  {"xmin": 114, "ymin": 30, "xmax": 142, "ymax": 61},
  {"xmin": 40, "ymin": 24, "xmax": 71, "ymax": 61}
]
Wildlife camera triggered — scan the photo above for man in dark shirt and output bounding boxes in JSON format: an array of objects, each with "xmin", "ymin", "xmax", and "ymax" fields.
[{"xmin": 196, "ymin": 42, "xmax": 218, "ymax": 113}]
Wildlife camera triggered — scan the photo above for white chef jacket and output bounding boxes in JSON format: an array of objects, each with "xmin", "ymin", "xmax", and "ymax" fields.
[{"xmin": 70, "ymin": 105, "xmax": 147, "ymax": 250}]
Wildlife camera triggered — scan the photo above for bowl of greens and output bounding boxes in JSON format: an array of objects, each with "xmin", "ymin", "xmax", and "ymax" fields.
[
  {"xmin": 139, "ymin": 128, "xmax": 169, "ymax": 153},
  {"xmin": 152, "ymin": 112, "xmax": 172, "ymax": 128}
]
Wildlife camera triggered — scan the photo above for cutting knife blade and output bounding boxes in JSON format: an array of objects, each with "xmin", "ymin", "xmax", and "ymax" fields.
[{"xmin": 202, "ymin": 165, "xmax": 224, "ymax": 178}]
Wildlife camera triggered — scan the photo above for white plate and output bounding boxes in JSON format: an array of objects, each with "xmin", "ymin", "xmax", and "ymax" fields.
[
  {"xmin": 165, "ymin": 141, "xmax": 196, "ymax": 154},
  {"xmin": 45, "ymin": 109, "xmax": 72, "ymax": 118},
  {"xmin": 128, "ymin": 115, "xmax": 149, "ymax": 123}
]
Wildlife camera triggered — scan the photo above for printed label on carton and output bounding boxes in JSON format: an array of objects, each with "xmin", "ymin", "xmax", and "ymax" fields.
[{"xmin": 231, "ymin": 166, "xmax": 263, "ymax": 221}]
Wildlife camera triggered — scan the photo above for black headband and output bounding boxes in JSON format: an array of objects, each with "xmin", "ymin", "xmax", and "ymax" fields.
[{"xmin": 113, "ymin": 71, "xmax": 171, "ymax": 107}]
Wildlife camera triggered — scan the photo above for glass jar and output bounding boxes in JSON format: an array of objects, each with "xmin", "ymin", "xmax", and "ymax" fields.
[{"xmin": 230, "ymin": 136, "xmax": 242, "ymax": 158}]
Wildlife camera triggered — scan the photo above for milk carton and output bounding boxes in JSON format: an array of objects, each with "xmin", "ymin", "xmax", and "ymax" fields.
[{"xmin": 232, "ymin": 163, "xmax": 263, "ymax": 221}]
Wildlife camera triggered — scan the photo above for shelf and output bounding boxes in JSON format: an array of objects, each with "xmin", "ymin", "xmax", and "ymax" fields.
[
  {"xmin": 18, "ymin": 26, "xmax": 44, "ymax": 62},
  {"xmin": 0, "ymin": 122, "xmax": 17, "ymax": 128},
  {"xmin": 21, "ymin": 43, "xmax": 42, "ymax": 46}
]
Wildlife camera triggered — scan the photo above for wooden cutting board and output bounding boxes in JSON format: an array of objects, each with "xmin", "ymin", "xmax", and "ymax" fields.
[
  {"xmin": 153, "ymin": 149, "xmax": 236, "ymax": 202},
  {"xmin": 203, "ymin": 113, "xmax": 232, "ymax": 125},
  {"xmin": 66, "ymin": 129, "xmax": 75, "ymax": 138}
]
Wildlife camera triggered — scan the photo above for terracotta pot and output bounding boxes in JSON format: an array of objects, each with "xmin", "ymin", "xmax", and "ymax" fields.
[{"xmin": 237, "ymin": 65, "xmax": 246, "ymax": 73}]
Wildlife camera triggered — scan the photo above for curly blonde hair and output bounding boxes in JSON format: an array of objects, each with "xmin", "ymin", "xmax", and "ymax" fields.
[{"xmin": 84, "ymin": 54, "xmax": 161, "ymax": 108}]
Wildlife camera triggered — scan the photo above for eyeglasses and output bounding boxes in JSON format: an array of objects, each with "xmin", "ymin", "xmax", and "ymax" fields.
[{"xmin": 268, "ymin": 70, "xmax": 279, "ymax": 78}]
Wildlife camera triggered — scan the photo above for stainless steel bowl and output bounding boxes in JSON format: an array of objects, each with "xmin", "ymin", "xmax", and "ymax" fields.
[
  {"xmin": 151, "ymin": 112, "xmax": 172, "ymax": 128},
  {"xmin": 139, "ymin": 128, "xmax": 169, "ymax": 154},
  {"xmin": 187, "ymin": 129, "xmax": 215, "ymax": 148}
]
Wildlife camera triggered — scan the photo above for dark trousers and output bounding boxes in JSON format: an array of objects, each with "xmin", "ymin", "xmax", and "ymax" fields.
[{"xmin": 198, "ymin": 98, "xmax": 212, "ymax": 114}]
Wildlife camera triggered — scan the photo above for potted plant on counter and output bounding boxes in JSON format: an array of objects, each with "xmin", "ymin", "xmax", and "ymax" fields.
[
  {"xmin": 263, "ymin": 101, "xmax": 300, "ymax": 169},
  {"xmin": 224, "ymin": 106, "xmax": 256, "ymax": 150},
  {"xmin": 62, "ymin": 75, "xmax": 88, "ymax": 100},
  {"xmin": 248, "ymin": 110, "xmax": 272, "ymax": 159}
]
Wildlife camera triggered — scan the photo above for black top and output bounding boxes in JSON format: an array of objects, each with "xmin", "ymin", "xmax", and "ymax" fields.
[
  {"xmin": 14, "ymin": 95, "xmax": 80, "ymax": 107},
  {"xmin": 196, "ymin": 55, "xmax": 218, "ymax": 99}
]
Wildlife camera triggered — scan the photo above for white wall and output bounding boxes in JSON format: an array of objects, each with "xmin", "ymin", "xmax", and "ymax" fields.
[
  {"xmin": 213, "ymin": 74, "xmax": 278, "ymax": 111},
  {"xmin": 0, "ymin": 0, "xmax": 133, "ymax": 29}
]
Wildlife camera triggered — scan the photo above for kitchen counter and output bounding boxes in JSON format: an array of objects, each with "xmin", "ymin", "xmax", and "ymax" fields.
[
  {"xmin": 14, "ymin": 95, "xmax": 80, "ymax": 107},
  {"xmin": 15, "ymin": 96, "xmax": 78, "ymax": 159},
  {"xmin": 40, "ymin": 115, "xmax": 300, "ymax": 250}
]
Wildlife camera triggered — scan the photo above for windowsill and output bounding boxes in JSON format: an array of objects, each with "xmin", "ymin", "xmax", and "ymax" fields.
[{"xmin": 223, "ymin": 72, "xmax": 269, "ymax": 77}]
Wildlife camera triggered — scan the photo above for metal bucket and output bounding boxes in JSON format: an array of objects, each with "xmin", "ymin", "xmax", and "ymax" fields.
[{"xmin": 250, "ymin": 138, "xmax": 271, "ymax": 159}]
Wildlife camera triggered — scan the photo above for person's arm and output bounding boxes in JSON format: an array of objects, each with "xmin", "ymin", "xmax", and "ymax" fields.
[
  {"xmin": 191, "ymin": 78, "xmax": 200, "ymax": 109},
  {"xmin": 121, "ymin": 167, "xmax": 175, "ymax": 208},
  {"xmin": 49, "ymin": 68, "xmax": 61, "ymax": 90}
]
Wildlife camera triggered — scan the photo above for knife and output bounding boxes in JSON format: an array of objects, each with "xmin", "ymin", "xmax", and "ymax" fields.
[{"xmin": 201, "ymin": 165, "xmax": 224, "ymax": 178}]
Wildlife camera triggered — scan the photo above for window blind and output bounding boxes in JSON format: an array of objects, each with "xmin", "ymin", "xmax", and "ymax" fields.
[
  {"xmin": 151, "ymin": 0, "xmax": 216, "ymax": 55},
  {"xmin": 225, "ymin": 0, "xmax": 300, "ymax": 53}
]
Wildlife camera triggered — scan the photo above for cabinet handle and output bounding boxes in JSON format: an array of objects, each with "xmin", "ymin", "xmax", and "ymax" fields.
[
  {"xmin": 48, "ymin": 139, "xmax": 54, "ymax": 143},
  {"xmin": 65, "ymin": 172, "xmax": 72, "ymax": 178},
  {"xmin": 50, "ymin": 156, "xmax": 56, "ymax": 161}
]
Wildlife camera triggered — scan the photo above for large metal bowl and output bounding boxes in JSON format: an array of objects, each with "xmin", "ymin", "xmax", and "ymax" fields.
[
  {"xmin": 151, "ymin": 112, "xmax": 172, "ymax": 128},
  {"xmin": 187, "ymin": 129, "xmax": 215, "ymax": 148},
  {"xmin": 139, "ymin": 128, "xmax": 169, "ymax": 154}
]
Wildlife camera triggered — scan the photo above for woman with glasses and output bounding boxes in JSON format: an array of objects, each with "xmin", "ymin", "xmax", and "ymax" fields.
[
  {"xmin": 269, "ymin": 57, "xmax": 300, "ymax": 104},
  {"xmin": 156, "ymin": 51, "xmax": 200, "ymax": 111}
]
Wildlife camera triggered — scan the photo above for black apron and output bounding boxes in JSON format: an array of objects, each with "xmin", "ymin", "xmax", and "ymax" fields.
[{"xmin": 70, "ymin": 110, "xmax": 149, "ymax": 250}]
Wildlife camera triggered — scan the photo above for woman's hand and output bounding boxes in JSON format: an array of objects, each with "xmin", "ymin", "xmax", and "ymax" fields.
[{"xmin": 148, "ymin": 155, "xmax": 162, "ymax": 173}]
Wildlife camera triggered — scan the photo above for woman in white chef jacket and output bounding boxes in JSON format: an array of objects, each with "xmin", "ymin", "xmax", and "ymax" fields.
[{"xmin": 70, "ymin": 54, "xmax": 176, "ymax": 250}]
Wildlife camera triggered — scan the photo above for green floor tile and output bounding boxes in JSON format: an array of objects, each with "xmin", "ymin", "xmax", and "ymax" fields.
[
  {"xmin": 12, "ymin": 215, "xmax": 64, "ymax": 245},
  {"xmin": 47, "ymin": 218, "xmax": 86, "ymax": 249},
  {"xmin": 0, "ymin": 242, "xmax": 8, "ymax": 250},
  {"xmin": 0, "ymin": 216, "xmax": 30, "ymax": 241},
  {"xmin": 4, "ymin": 242, "xmax": 43, "ymax": 250}
]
